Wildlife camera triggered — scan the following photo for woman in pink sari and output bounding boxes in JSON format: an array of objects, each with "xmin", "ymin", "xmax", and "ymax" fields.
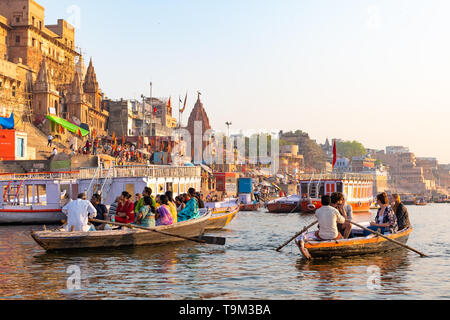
[{"xmin": 156, "ymin": 195, "xmax": 174, "ymax": 226}]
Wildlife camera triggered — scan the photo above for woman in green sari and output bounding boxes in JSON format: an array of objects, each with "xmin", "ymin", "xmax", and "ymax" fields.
[{"xmin": 135, "ymin": 196, "xmax": 156, "ymax": 228}]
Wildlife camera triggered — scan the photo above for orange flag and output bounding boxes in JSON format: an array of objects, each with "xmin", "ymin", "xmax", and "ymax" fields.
[
  {"xmin": 167, "ymin": 97, "xmax": 171, "ymax": 109},
  {"xmin": 92, "ymin": 128, "xmax": 97, "ymax": 139},
  {"xmin": 122, "ymin": 135, "xmax": 125, "ymax": 145},
  {"xmin": 112, "ymin": 132, "xmax": 116, "ymax": 141}
]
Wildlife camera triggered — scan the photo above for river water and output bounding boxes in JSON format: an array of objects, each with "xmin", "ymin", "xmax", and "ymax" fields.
[{"xmin": 0, "ymin": 204, "xmax": 449, "ymax": 300}]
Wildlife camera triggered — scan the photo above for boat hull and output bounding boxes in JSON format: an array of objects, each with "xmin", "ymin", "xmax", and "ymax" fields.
[
  {"xmin": 206, "ymin": 207, "xmax": 239, "ymax": 230},
  {"xmin": 240, "ymin": 203, "xmax": 260, "ymax": 211},
  {"xmin": 295, "ymin": 228, "xmax": 413, "ymax": 259},
  {"xmin": 267, "ymin": 202, "xmax": 301, "ymax": 214},
  {"xmin": 0, "ymin": 209, "xmax": 65, "ymax": 225},
  {"xmin": 31, "ymin": 212, "xmax": 212, "ymax": 251}
]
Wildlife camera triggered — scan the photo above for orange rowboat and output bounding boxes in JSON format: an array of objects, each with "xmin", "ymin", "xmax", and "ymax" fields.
[{"xmin": 295, "ymin": 227, "xmax": 413, "ymax": 259}]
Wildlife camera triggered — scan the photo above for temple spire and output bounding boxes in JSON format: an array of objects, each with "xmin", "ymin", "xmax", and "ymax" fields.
[{"xmin": 83, "ymin": 57, "xmax": 99, "ymax": 93}]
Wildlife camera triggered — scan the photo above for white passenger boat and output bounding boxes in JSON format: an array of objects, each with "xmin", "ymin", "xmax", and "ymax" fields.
[{"xmin": 0, "ymin": 171, "xmax": 78, "ymax": 225}]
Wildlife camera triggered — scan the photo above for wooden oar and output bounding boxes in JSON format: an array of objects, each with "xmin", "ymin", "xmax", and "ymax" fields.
[
  {"xmin": 276, "ymin": 220, "xmax": 318, "ymax": 252},
  {"xmin": 349, "ymin": 221, "xmax": 427, "ymax": 258},
  {"xmin": 89, "ymin": 218, "xmax": 226, "ymax": 246}
]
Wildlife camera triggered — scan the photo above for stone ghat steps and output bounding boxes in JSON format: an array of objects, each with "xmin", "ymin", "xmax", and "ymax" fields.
[{"xmin": 22, "ymin": 123, "xmax": 72, "ymax": 160}]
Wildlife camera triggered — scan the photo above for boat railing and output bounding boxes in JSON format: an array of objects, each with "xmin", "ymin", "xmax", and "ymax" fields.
[
  {"xmin": 0, "ymin": 165, "xmax": 202, "ymax": 182},
  {"xmin": 0, "ymin": 171, "xmax": 80, "ymax": 181},
  {"xmin": 299, "ymin": 173, "xmax": 374, "ymax": 181},
  {"xmin": 78, "ymin": 165, "xmax": 201, "ymax": 180}
]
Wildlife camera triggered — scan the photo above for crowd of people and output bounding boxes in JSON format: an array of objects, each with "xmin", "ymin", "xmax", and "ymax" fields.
[
  {"xmin": 61, "ymin": 187, "xmax": 206, "ymax": 232},
  {"xmin": 314, "ymin": 192, "xmax": 411, "ymax": 241}
]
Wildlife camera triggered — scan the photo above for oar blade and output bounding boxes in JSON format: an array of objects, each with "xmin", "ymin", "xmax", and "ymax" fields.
[{"xmin": 199, "ymin": 236, "xmax": 226, "ymax": 246}]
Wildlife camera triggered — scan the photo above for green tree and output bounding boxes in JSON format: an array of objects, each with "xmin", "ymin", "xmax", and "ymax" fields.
[{"xmin": 336, "ymin": 140, "xmax": 367, "ymax": 158}]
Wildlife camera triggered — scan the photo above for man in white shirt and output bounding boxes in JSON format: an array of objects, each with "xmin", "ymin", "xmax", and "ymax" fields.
[
  {"xmin": 315, "ymin": 195, "xmax": 348, "ymax": 240},
  {"xmin": 62, "ymin": 193, "xmax": 97, "ymax": 232},
  {"xmin": 47, "ymin": 134, "xmax": 54, "ymax": 147}
]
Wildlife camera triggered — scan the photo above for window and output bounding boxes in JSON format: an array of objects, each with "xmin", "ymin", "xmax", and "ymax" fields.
[
  {"xmin": 15, "ymin": 35, "xmax": 20, "ymax": 44},
  {"xmin": 32, "ymin": 16, "xmax": 35, "ymax": 26},
  {"xmin": 12, "ymin": 85, "xmax": 16, "ymax": 97},
  {"xmin": 32, "ymin": 38, "xmax": 36, "ymax": 47},
  {"xmin": 39, "ymin": 21, "xmax": 42, "ymax": 30},
  {"xmin": 15, "ymin": 17, "xmax": 20, "ymax": 23}
]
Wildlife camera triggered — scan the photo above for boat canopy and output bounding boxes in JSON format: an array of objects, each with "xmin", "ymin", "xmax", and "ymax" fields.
[{"xmin": 46, "ymin": 115, "xmax": 89, "ymax": 137}]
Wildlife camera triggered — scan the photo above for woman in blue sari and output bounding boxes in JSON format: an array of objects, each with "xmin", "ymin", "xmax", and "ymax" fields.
[{"xmin": 178, "ymin": 188, "xmax": 200, "ymax": 222}]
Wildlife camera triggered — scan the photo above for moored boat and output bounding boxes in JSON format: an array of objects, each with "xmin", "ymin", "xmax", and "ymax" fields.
[
  {"xmin": 266, "ymin": 195, "xmax": 302, "ymax": 213},
  {"xmin": 205, "ymin": 206, "xmax": 240, "ymax": 230},
  {"xmin": 31, "ymin": 211, "xmax": 212, "ymax": 251},
  {"xmin": 240, "ymin": 202, "xmax": 260, "ymax": 211},
  {"xmin": 295, "ymin": 227, "xmax": 413, "ymax": 259},
  {"xmin": 0, "ymin": 172, "xmax": 78, "ymax": 225}
]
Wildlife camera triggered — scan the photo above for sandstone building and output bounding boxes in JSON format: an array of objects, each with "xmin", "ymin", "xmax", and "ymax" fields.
[{"xmin": 0, "ymin": 0, "xmax": 108, "ymax": 138}]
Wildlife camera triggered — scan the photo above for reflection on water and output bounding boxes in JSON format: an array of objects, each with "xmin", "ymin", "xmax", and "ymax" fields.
[{"xmin": 0, "ymin": 205, "xmax": 449, "ymax": 299}]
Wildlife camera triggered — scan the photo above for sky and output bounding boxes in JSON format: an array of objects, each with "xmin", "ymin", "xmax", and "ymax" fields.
[{"xmin": 39, "ymin": 0, "xmax": 450, "ymax": 163}]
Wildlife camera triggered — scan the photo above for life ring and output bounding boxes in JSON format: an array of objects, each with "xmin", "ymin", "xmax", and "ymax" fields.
[{"xmin": 307, "ymin": 204, "xmax": 316, "ymax": 211}]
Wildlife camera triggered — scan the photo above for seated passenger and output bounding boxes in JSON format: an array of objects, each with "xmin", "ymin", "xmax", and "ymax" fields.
[
  {"xmin": 330, "ymin": 192, "xmax": 352, "ymax": 239},
  {"xmin": 135, "ymin": 196, "xmax": 156, "ymax": 228},
  {"xmin": 363, "ymin": 192, "xmax": 398, "ymax": 236},
  {"xmin": 177, "ymin": 188, "xmax": 201, "ymax": 222},
  {"xmin": 156, "ymin": 195, "xmax": 174, "ymax": 226},
  {"xmin": 165, "ymin": 191, "xmax": 178, "ymax": 224},
  {"xmin": 315, "ymin": 195, "xmax": 347, "ymax": 241},
  {"xmin": 115, "ymin": 191, "xmax": 135, "ymax": 224},
  {"xmin": 391, "ymin": 194, "xmax": 411, "ymax": 231}
]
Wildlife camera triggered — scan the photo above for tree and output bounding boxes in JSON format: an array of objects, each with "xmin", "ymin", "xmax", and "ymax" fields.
[{"xmin": 336, "ymin": 140, "xmax": 367, "ymax": 159}]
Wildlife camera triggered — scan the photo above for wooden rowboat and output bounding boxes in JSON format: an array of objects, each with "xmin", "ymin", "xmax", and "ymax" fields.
[
  {"xmin": 31, "ymin": 211, "xmax": 212, "ymax": 251},
  {"xmin": 295, "ymin": 227, "xmax": 413, "ymax": 259},
  {"xmin": 205, "ymin": 206, "xmax": 240, "ymax": 231}
]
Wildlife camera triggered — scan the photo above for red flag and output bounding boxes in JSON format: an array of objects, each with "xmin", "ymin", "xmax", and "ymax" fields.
[
  {"xmin": 153, "ymin": 106, "xmax": 157, "ymax": 118},
  {"xmin": 332, "ymin": 140, "xmax": 337, "ymax": 169},
  {"xmin": 167, "ymin": 97, "xmax": 171, "ymax": 109},
  {"xmin": 122, "ymin": 135, "xmax": 125, "ymax": 145},
  {"xmin": 78, "ymin": 128, "xmax": 82, "ymax": 138}
]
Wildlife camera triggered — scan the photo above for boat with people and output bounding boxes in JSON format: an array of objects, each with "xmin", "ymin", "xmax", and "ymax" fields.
[
  {"xmin": 295, "ymin": 226, "xmax": 413, "ymax": 259},
  {"xmin": 415, "ymin": 198, "xmax": 427, "ymax": 206},
  {"xmin": 31, "ymin": 211, "xmax": 213, "ymax": 251},
  {"xmin": 0, "ymin": 171, "xmax": 78, "ymax": 225},
  {"xmin": 299, "ymin": 173, "xmax": 373, "ymax": 214}
]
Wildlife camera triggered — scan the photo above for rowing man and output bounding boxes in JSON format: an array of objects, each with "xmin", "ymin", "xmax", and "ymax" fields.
[{"xmin": 62, "ymin": 193, "xmax": 97, "ymax": 232}]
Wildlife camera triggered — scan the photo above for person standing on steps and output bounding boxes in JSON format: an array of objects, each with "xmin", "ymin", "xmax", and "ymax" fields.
[{"xmin": 47, "ymin": 134, "xmax": 54, "ymax": 147}]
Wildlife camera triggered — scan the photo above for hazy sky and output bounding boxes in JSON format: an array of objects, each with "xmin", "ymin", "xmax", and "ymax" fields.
[{"xmin": 40, "ymin": 0, "xmax": 450, "ymax": 163}]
